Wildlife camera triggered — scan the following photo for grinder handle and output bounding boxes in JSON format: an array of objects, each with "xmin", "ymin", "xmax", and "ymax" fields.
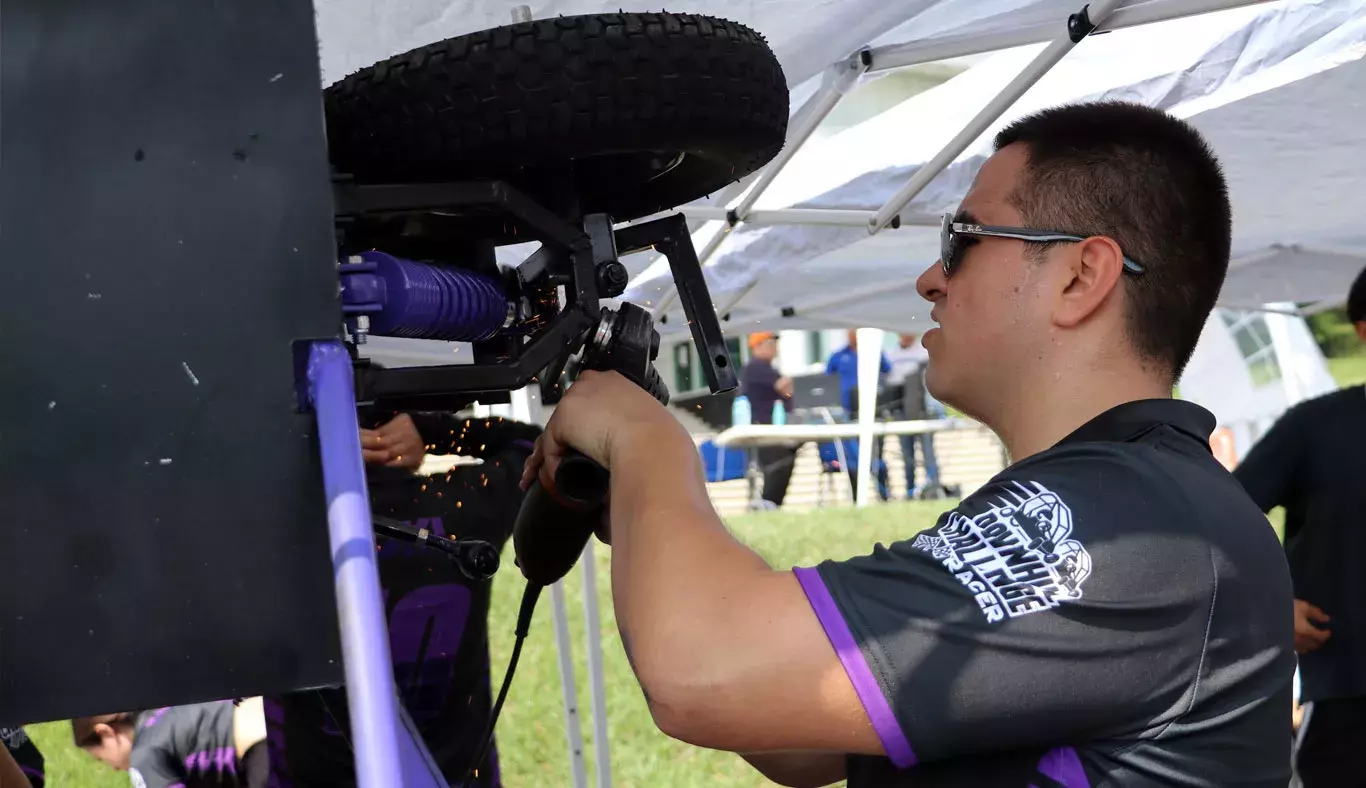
[{"xmin": 512, "ymin": 449, "xmax": 609, "ymax": 586}]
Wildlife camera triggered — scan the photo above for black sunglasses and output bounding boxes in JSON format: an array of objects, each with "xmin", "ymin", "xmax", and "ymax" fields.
[{"xmin": 939, "ymin": 213, "xmax": 1146, "ymax": 277}]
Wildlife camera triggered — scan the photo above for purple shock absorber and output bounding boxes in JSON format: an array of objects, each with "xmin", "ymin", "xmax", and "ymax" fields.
[{"xmin": 339, "ymin": 251, "xmax": 510, "ymax": 342}]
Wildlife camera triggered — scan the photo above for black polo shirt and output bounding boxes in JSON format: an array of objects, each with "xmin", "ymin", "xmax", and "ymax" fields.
[
  {"xmin": 794, "ymin": 399, "xmax": 1295, "ymax": 787},
  {"xmin": 1233, "ymin": 385, "xmax": 1366, "ymax": 704}
]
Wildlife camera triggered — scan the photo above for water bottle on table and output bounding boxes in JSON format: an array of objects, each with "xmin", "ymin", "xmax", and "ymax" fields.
[{"xmin": 731, "ymin": 395, "xmax": 751, "ymax": 427}]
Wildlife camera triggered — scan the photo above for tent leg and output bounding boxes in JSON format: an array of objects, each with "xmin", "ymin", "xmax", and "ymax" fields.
[
  {"xmin": 581, "ymin": 542, "xmax": 613, "ymax": 787},
  {"xmin": 552, "ymin": 581, "xmax": 590, "ymax": 788},
  {"xmin": 868, "ymin": 0, "xmax": 1126, "ymax": 232},
  {"xmin": 855, "ymin": 328, "xmax": 884, "ymax": 507}
]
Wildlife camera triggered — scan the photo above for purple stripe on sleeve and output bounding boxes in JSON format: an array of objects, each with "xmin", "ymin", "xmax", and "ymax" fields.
[
  {"xmin": 1037, "ymin": 747, "xmax": 1090, "ymax": 787},
  {"xmin": 20, "ymin": 765, "xmax": 43, "ymax": 778},
  {"xmin": 793, "ymin": 566, "xmax": 917, "ymax": 769},
  {"xmin": 143, "ymin": 707, "xmax": 170, "ymax": 727}
]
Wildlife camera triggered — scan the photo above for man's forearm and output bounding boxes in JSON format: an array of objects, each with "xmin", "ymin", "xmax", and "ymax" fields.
[
  {"xmin": 606, "ymin": 424, "xmax": 775, "ymax": 712},
  {"xmin": 741, "ymin": 752, "xmax": 847, "ymax": 788},
  {"xmin": 0, "ymin": 745, "xmax": 32, "ymax": 788}
]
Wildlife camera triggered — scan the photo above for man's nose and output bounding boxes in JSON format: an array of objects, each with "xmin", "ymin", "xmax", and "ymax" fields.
[{"xmin": 916, "ymin": 261, "xmax": 946, "ymax": 303}]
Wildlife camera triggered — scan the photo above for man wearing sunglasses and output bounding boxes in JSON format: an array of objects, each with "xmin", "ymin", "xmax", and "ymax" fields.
[{"xmin": 522, "ymin": 100, "xmax": 1294, "ymax": 787}]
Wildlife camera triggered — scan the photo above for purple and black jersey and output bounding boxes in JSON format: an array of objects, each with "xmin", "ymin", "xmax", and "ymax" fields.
[
  {"xmin": 2, "ymin": 726, "xmax": 44, "ymax": 787},
  {"xmin": 264, "ymin": 415, "xmax": 539, "ymax": 788},
  {"xmin": 127, "ymin": 703, "xmax": 241, "ymax": 788},
  {"xmin": 796, "ymin": 400, "xmax": 1296, "ymax": 787}
]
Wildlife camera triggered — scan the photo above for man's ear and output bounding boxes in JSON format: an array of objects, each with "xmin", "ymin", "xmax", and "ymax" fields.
[
  {"xmin": 1051, "ymin": 235, "xmax": 1126, "ymax": 328},
  {"xmin": 1354, "ymin": 321, "xmax": 1366, "ymax": 344}
]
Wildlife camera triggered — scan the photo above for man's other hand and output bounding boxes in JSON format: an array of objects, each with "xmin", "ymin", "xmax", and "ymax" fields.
[
  {"xmin": 776, "ymin": 376, "xmax": 795, "ymax": 398},
  {"xmin": 1294, "ymin": 599, "xmax": 1331, "ymax": 653},
  {"xmin": 361, "ymin": 428, "xmax": 389, "ymax": 465},
  {"xmin": 360, "ymin": 414, "xmax": 427, "ymax": 470},
  {"xmin": 521, "ymin": 370, "xmax": 680, "ymax": 489}
]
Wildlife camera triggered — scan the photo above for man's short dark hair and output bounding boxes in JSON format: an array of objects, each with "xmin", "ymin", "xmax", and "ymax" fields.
[
  {"xmin": 1347, "ymin": 266, "xmax": 1366, "ymax": 324},
  {"xmin": 994, "ymin": 101, "xmax": 1231, "ymax": 381}
]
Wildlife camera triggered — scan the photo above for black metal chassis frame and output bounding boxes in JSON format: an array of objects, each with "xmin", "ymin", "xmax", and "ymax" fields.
[{"xmin": 332, "ymin": 178, "xmax": 737, "ymax": 411}]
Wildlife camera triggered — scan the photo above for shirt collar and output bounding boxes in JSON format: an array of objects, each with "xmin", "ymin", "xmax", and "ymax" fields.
[{"xmin": 1055, "ymin": 398, "xmax": 1216, "ymax": 449}]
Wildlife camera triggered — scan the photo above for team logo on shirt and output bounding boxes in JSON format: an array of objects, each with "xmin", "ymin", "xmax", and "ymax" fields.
[
  {"xmin": 912, "ymin": 481, "xmax": 1092, "ymax": 623},
  {"xmin": 0, "ymin": 727, "xmax": 28, "ymax": 749}
]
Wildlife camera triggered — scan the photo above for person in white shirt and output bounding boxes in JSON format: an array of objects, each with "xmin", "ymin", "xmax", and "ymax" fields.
[{"xmin": 884, "ymin": 333, "xmax": 942, "ymax": 498}]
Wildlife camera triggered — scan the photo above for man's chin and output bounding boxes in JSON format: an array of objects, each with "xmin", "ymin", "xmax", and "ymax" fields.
[{"xmin": 924, "ymin": 366, "xmax": 962, "ymax": 412}]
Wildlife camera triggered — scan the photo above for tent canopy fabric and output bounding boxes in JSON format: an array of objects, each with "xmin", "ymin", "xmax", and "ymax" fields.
[
  {"xmin": 333, "ymin": 0, "xmax": 1366, "ymax": 348},
  {"xmin": 613, "ymin": 0, "xmax": 1366, "ymax": 338},
  {"xmin": 315, "ymin": 0, "xmax": 1188, "ymax": 91}
]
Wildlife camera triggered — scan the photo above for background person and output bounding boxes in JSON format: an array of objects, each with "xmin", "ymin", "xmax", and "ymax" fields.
[
  {"xmin": 824, "ymin": 329, "xmax": 891, "ymax": 502},
  {"xmin": 521, "ymin": 100, "xmax": 1294, "ymax": 787},
  {"xmin": 740, "ymin": 332, "xmax": 796, "ymax": 508},
  {"xmin": 73, "ymin": 699, "xmax": 267, "ymax": 788},
  {"xmin": 884, "ymin": 332, "xmax": 943, "ymax": 498},
  {"xmin": 264, "ymin": 411, "xmax": 539, "ymax": 787},
  {"xmin": 1232, "ymin": 263, "xmax": 1366, "ymax": 787}
]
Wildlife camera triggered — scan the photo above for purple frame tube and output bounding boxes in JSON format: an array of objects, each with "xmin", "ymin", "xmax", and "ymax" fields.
[{"xmin": 307, "ymin": 340, "xmax": 403, "ymax": 788}]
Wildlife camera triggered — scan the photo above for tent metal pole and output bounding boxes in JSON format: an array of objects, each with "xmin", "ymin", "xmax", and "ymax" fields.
[
  {"xmin": 855, "ymin": 328, "xmax": 885, "ymax": 507},
  {"xmin": 869, "ymin": 0, "xmax": 1126, "ymax": 233},
  {"xmin": 793, "ymin": 313, "xmax": 884, "ymax": 331},
  {"xmin": 727, "ymin": 54, "xmax": 869, "ymax": 230},
  {"xmin": 680, "ymin": 206, "xmax": 940, "ymax": 228},
  {"xmin": 1299, "ymin": 298, "xmax": 1347, "ymax": 317},
  {"xmin": 580, "ymin": 542, "xmax": 613, "ymax": 788},
  {"xmin": 716, "ymin": 280, "xmax": 761, "ymax": 317},
  {"xmin": 1216, "ymin": 302, "xmax": 1309, "ymax": 317},
  {"xmin": 552, "ymin": 581, "xmax": 590, "ymax": 788},
  {"xmin": 786, "ymin": 275, "xmax": 924, "ymax": 317},
  {"xmin": 516, "ymin": 385, "xmax": 600, "ymax": 788},
  {"xmin": 653, "ymin": 56, "xmax": 868, "ymax": 316},
  {"xmin": 866, "ymin": 0, "xmax": 1274, "ymax": 73}
]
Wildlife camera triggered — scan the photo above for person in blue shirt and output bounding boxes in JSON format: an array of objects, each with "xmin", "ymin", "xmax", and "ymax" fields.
[
  {"xmin": 824, "ymin": 329, "xmax": 891, "ymax": 502},
  {"xmin": 824, "ymin": 329, "xmax": 891, "ymax": 410}
]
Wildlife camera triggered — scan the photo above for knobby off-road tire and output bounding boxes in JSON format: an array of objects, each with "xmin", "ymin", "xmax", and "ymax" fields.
[{"xmin": 325, "ymin": 12, "xmax": 789, "ymax": 222}]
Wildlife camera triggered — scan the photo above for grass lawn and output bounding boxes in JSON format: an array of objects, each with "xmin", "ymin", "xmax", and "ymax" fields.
[
  {"xmin": 23, "ymin": 501, "xmax": 948, "ymax": 787},
  {"xmin": 1326, "ymin": 353, "xmax": 1366, "ymax": 388}
]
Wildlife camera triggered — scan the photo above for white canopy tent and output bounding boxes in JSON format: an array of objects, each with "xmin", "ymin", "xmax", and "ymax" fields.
[
  {"xmin": 317, "ymin": 1, "xmax": 1366, "ymax": 785},
  {"xmin": 623, "ymin": 0, "xmax": 1366, "ymax": 336}
]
